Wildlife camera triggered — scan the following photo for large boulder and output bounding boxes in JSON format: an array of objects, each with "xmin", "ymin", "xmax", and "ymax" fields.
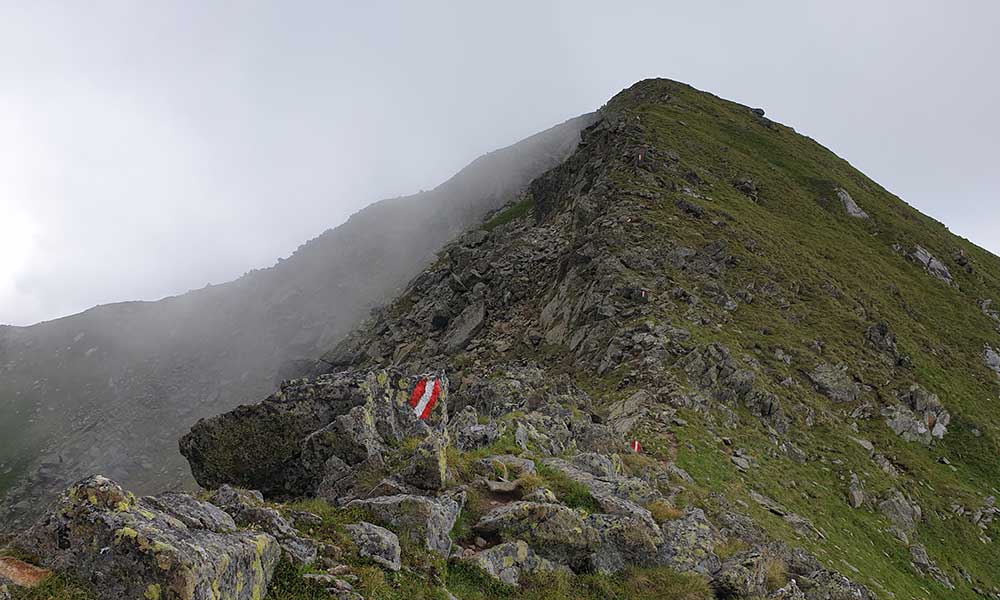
[
  {"xmin": 11, "ymin": 476, "xmax": 280, "ymax": 600},
  {"xmin": 180, "ymin": 369, "xmax": 448, "ymax": 498},
  {"xmin": 346, "ymin": 494, "xmax": 462, "ymax": 557}
]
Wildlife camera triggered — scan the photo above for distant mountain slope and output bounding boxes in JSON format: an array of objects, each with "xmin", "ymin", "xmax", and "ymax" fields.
[{"xmin": 0, "ymin": 111, "xmax": 597, "ymax": 528}]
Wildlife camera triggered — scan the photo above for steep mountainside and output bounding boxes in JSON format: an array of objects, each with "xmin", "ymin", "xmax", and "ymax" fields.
[
  {"xmin": 175, "ymin": 79, "xmax": 1000, "ymax": 599},
  {"xmin": 5, "ymin": 79, "xmax": 1000, "ymax": 600},
  {"xmin": 0, "ymin": 112, "xmax": 596, "ymax": 528}
]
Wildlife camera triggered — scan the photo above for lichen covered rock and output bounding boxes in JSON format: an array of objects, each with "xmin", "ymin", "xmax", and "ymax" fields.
[
  {"xmin": 12, "ymin": 476, "xmax": 280, "ymax": 600},
  {"xmin": 180, "ymin": 369, "xmax": 449, "ymax": 498},
  {"xmin": 347, "ymin": 494, "xmax": 461, "ymax": 557},
  {"xmin": 344, "ymin": 522, "xmax": 400, "ymax": 571}
]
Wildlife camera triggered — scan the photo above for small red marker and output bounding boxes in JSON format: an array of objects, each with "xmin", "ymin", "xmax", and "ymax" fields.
[{"xmin": 631, "ymin": 439, "xmax": 642, "ymax": 453}]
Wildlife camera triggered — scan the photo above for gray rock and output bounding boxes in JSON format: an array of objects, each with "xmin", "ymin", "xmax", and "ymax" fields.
[
  {"xmin": 908, "ymin": 245, "xmax": 953, "ymax": 283},
  {"xmin": 585, "ymin": 512, "xmax": 661, "ymax": 573},
  {"xmin": 910, "ymin": 543, "xmax": 954, "ymax": 589},
  {"xmin": 879, "ymin": 490, "xmax": 922, "ymax": 534},
  {"xmin": 848, "ymin": 474, "xmax": 865, "ymax": 509},
  {"xmin": 470, "ymin": 540, "xmax": 570, "ymax": 586},
  {"xmin": 210, "ymin": 484, "xmax": 317, "ymax": 564},
  {"xmin": 656, "ymin": 508, "xmax": 721, "ymax": 575},
  {"xmin": 402, "ymin": 432, "xmax": 448, "ymax": 491},
  {"xmin": 450, "ymin": 406, "xmax": 500, "ymax": 451},
  {"xmin": 345, "ymin": 522, "xmax": 401, "ymax": 571},
  {"xmin": 808, "ymin": 363, "xmax": 860, "ymax": 403},
  {"xmin": 481, "ymin": 455, "xmax": 536, "ymax": 479},
  {"xmin": 883, "ymin": 385, "xmax": 950, "ymax": 444},
  {"xmin": 347, "ymin": 494, "xmax": 461, "ymax": 557},
  {"xmin": 474, "ymin": 502, "xmax": 594, "ymax": 570},
  {"xmin": 13, "ymin": 476, "xmax": 280, "ymax": 600},
  {"xmin": 287, "ymin": 509, "xmax": 324, "ymax": 529},
  {"xmin": 443, "ymin": 301, "xmax": 485, "ymax": 354},
  {"xmin": 985, "ymin": 345, "xmax": 1000, "ymax": 378},
  {"xmin": 142, "ymin": 491, "xmax": 237, "ymax": 533},
  {"xmin": 835, "ymin": 187, "xmax": 869, "ymax": 219},
  {"xmin": 540, "ymin": 456, "xmax": 659, "ymax": 505}
]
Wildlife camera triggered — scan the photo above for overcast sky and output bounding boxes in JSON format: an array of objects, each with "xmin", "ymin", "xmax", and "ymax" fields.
[{"xmin": 1, "ymin": 1, "xmax": 997, "ymax": 326}]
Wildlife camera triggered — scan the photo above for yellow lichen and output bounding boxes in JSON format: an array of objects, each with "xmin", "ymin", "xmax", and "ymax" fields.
[
  {"xmin": 144, "ymin": 584, "xmax": 161, "ymax": 600},
  {"xmin": 114, "ymin": 527, "xmax": 139, "ymax": 543}
]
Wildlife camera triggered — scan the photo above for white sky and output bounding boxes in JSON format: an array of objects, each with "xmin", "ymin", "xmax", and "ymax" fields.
[{"xmin": 1, "ymin": 1, "xmax": 998, "ymax": 325}]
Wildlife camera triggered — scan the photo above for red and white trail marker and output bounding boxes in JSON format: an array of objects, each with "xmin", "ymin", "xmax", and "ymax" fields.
[
  {"xmin": 409, "ymin": 377, "xmax": 441, "ymax": 420},
  {"xmin": 631, "ymin": 439, "xmax": 642, "ymax": 453}
]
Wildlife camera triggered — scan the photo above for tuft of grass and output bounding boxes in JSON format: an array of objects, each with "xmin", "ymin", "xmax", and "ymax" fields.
[
  {"xmin": 645, "ymin": 499, "xmax": 683, "ymax": 522},
  {"xmin": 763, "ymin": 556, "xmax": 788, "ymax": 592},
  {"xmin": 535, "ymin": 464, "xmax": 602, "ymax": 514},
  {"xmin": 713, "ymin": 538, "xmax": 748, "ymax": 561}
]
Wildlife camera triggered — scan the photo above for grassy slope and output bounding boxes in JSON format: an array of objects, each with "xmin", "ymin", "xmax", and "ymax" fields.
[{"xmin": 591, "ymin": 81, "xmax": 1000, "ymax": 599}]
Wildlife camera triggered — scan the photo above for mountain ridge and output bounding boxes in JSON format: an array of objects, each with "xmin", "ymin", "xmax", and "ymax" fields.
[{"xmin": 4, "ymin": 78, "xmax": 1000, "ymax": 600}]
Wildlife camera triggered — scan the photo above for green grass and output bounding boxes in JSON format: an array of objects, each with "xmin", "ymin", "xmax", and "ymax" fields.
[
  {"xmin": 483, "ymin": 198, "xmax": 534, "ymax": 231},
  {"xmin": 534, "ymin": 464, "xmax": 602, "ymax": 514},
  {"xmin": 7, "ymin": 574, "xmax": 94, "ymax": 600},
  {"xmin": 447, "ymin": 562, "xmax": 711, "ymax": 600}
]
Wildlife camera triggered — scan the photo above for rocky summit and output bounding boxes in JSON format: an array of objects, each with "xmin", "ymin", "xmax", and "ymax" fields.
[{"xmin": 4, "ymin": 78, "xmax": 1000, "ymax": 600}]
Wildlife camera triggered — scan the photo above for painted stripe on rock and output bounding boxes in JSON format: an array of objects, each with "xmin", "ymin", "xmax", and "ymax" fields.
[{"xmin": 410, "ymin": 378, "xmax": 440, "ymax": 420}]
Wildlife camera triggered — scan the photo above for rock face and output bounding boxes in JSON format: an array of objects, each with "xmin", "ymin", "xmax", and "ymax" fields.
[{"xmin": 11, "ymin": 476, "xmax": 280, "ymax": 600}]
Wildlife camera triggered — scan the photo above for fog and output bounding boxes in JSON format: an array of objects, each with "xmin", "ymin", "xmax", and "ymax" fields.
[{"xmin": 2, "ymin": 1, "xmax": 998, "ymax": 326}]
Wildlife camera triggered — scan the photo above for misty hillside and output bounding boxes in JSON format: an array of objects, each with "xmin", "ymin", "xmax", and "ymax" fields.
[{"xmin": 0, "ymin": 111, "xmax": 597, "ymax": 528}]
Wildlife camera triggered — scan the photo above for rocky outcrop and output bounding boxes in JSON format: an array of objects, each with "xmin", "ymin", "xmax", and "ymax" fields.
[
  {"xmin": 985, "ymin": 345, "xmax": 1000, "ymax": 378},
  {"xmin": 11, "ymin": 476, "xmax": 280, "ymax": 600},
  {"xmin": 808, "ymin": 363, "xmax": 860, "ymax": 403},
  {"xmin": 883, "ymin": 384, "xmax": 950, "ymax": 444},
  {"xmin": 835, "ymin": 187, "xmax": 869, "ymax": 219},
  {"xmin": 908, "ymin": 245, "xmax": 953, "ymax": 284},
  {"xmin": 180, "ymin": 369, "xmax": 449, "ymax": 500}
]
